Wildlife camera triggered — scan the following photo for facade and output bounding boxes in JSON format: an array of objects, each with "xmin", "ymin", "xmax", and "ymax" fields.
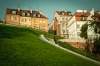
[
  {"xmin": 49, "ymin": 11, "xmax": 72, "ymax": 38},
  {"xmin": 6, "ymin": 7, "xmax": 48, "ymax": 32},
  {"xmin": 68, "ymin": 10, "xmax": 90, "ymax": 38},
  {"xmin": 87, "ymin": 8, "xmax": 100, "ymax": 40}
]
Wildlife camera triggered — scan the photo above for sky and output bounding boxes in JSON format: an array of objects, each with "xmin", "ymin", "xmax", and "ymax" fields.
[{"xmin": 0, "ymin": 0, "xmax": 100, "ymax": 23}]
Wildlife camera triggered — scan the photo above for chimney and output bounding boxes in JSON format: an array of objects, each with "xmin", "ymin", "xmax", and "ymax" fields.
[
  {"xmin": 30, "ymin": 7, "xmax": 32, "ymax": 13},
  {"xmin": 18, "ymin": 5, "xmax": 20, "ymax": 11},
  {"xmin": 90, "ymin": 8, "xmax": 94, "ymax": 15}
]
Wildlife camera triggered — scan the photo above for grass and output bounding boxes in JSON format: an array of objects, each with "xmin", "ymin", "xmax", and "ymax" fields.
[
  {"xmin": 58, "ymin": 41, "xmax": 100, "ymax": 62},
  {"xmin": 0, "ymin": 24, "xmax": 100, "ymax": 66}
]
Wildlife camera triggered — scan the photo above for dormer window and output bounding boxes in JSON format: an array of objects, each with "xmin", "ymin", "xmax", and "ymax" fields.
[
  {"xmin": 22, "ymin": 13, "xmax": 25, "ymax": 16},
  {"xmin": 67, "ymin": 11, "xmax": 71, "ymax": 15},
  {"xmin": 38, "ymin": 14, "xmax": 40, "ymax": 17},
  {"xmin": 62, "ymin": 11, "xmax": 64, "ymax": 15},
  {"xmin": 68, "ymin": 12, "xmax": 71, "ymax": 15},
  {"xmin": 27, "ymin": 13, "xmax": 30, "ymax": 17},
  {"xmin": 81, "ymin": 16, "xmax": 85, "ymax": 21},
  {"xmin": 12, "ymin": 11, "xmax": 16, "ymax": 14},
  {"xmin": 33, "ymin": 14, "xmax": 36, "ymax": 17}
]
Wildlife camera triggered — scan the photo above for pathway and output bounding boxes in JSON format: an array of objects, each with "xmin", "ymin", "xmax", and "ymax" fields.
[{"xmin": 40, "ymin": 34, "xmax": 100, "ymax": 65}]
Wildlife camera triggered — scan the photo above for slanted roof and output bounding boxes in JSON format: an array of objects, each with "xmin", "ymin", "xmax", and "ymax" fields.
[
  {"xmin": 6, "ymin": 8, "xmax": 48, "ymax": 19},
  {"xmin": 56, "ymin": 11, "xmax": 72, "ymax": 16},
  {"xmin": 74, "ymin": 12, "xmax": 90, "ymax": 21}
]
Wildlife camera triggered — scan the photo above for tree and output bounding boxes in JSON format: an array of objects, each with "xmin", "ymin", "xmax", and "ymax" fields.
[
  {"xmin": 87, "ymin": 12, "xmax": 100, "ymax": 55},
  {"xmin": 92, "ymin": 37, "xmax": 100, "ymax": 55},
  {"xmin": 80, "ymin": 23, "xmax": 88, "ymax": 39},
  {"xmin": 89, "ymin": 20, "xmax": 100, "ymax": 34}
]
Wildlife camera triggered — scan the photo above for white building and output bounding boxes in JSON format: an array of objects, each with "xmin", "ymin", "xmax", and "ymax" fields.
[
  {"xmin": 68, "ymin": 10, "xmax": 90, "ymax": 39},
  {"xmin": 49, "ymin": 11, "xmax": 72, "ymax": 38}
]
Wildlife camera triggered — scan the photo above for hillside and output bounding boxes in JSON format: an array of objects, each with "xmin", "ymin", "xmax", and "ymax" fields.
[{"xmin": 0, "ymin": 24, "xmax": 99, "ymax": 66}]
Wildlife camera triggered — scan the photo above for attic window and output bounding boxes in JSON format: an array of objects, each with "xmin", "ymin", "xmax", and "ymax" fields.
[
  {"xmin": 12, "ymin": 11, "xmax": 16, "ymax": 14},
  {"xmin": 81, "ymin": 16, "xmax": 85, "ymax": 21},
  {"xmin": 38, "ymin": 14, "xmax": 40, "ymax": 17},
  {"xmin": 27, "ymin": 13, "xmax": 30, "ymax": 16},
  {"xmin": 62, "ymin": 11, "xmax": 64, "ymax": 15},
  {"xmin": 67, "ymin": 11, "xmax": 71, "ymax": 15},
  {"xmin": 33, "ymin": 14, "xmax": 36, "ymax": 17},
  {"xmin": 22, "ymin": 13, "xmax": 25, "ymax": 16},
  {"xmin": 68, "ymin": 12, "xmax": 71, "ymax": 15}
]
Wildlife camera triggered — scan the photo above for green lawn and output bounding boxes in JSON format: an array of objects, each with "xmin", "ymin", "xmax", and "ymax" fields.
[
  {"xmin": 0, "ymin": 24, "xmax": 99, "ymax": 66},
  {"xmin": 58, "ymin": 41, "xmax": 100, "ymax": 62}
]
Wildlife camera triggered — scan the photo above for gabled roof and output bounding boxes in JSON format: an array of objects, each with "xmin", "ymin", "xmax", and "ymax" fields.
[
  {"xmin": 74, "ymin": 12, "xmax": 90, "ymax": 21},
  {"xmin": 56, "ymin": 11, "xmax": 72, "ymax": 16},
  {"xmin": 74, "ymin": 12, "xmax": 90, "ymax": 17},
  {"xmin": 6, "ymin": 8, "xmax": 48, "ymax": 19}
]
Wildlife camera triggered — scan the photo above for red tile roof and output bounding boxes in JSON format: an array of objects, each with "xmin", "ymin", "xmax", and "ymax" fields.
[
  {"xmin": 6, "ymin": 8, "xmax": 48, "ymax": 19},
  {"xmin": 56, "ymin": 11, "xmax": 72, "ymax": 16},
  {"xmin": 74, "ymin": 12, "xmax": 90, "ymax": 17},
  {"xmin": 74, "ymin": 12, "xmax": 90, "ymax": 21},
  {"xmin": 92, "ymin": 13, "xmax": 100, "ymax": 22}
]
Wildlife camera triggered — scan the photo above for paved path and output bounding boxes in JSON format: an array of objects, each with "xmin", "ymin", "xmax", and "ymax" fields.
[{"xmin": 40, "ymin": 34, "xmax": 100, "ymax": 65}]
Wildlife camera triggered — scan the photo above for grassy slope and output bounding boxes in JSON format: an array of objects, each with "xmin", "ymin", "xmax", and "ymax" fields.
[{"xmin": 0, "ymin": 24, "xmax": 99, "ymax": 66}]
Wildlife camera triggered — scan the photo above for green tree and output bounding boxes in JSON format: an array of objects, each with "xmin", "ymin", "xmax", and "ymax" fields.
[
  {"xmin": 93, "ymin": 37, "xmax": 100, "ymax": 55},
  {"xmin": 89, "ymin": 20, "xmax": 100, "ymax": 34},
  {"xmin": 80, "ymin": 23, "xmax": 88, "ymax": 39},
  {"xmin": 87, "ymin": 12, "xmax": 100, "ymax": 55}
]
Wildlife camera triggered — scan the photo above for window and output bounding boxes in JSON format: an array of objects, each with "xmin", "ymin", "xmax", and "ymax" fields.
[
  {"xmin": 15, "ymin": 17, "xmax": 18, "ymax": 20},
  {"xmin": 43, "ymin": 20, "xmax": 45, "ymax": 23},
  {"xmin": 29, "ymin": 19, "xmax": 30, "ymax": 21},
  {"xmin": 39, "ymin": 26, "xmax": 43, "ymax": 30},
  {"xmin": 33, "ymin": 14, "xmax": 36, "ymax": 17},
  {"xmin": 27, "ymin": 13, "xmax": 30, "ymax": 16},
  {"xmin": 68, "ymin": 12, "xmax": 71, "ymax": 15},
  {"xmin": 10, "ymin": 16, "xmax": 13, "ymax": 20},
  {"xmin": 66, "ymin": 30, "xmax": 69, "ymax": 34},
  {"xmin": 34, "ymin": 26, "xmax": 36, "ymax": 29},
  {"xmin": 38, "ymin": 14, "xmax": 40, "ymax": 17},
  {"xmin": 40, "ymin": 20, "xmax": 42, "ymax": 23},
  {"xmin": 63, "ymin": 30, "xmax": 65, "ymax": 33},
  {"xmin": 21, "ymin": 18, "xmax": 24, "ymax": 22},
  {"xmin": 81, "ymin": 16, "xmax": 85, "ymax": 21},
  {"xmin": 77, "ymin": 32, "xmax": 80, "ymax": 36},
  {"xmin": 66, "ymin": 18, "xmax": 68, "ymax": 21},
  {"xmin": 22, "ymin": 13, "xmax": 25, "ymax": 16},
  {"xmin": 25, "ymin": 19, "xmax": 27, "ymax": 22},
  {"xmin": 77, "ymin": 24, "xmax": 80, "ymax": 28},
  {"xmin": 34, "ymin": 19, "xmax": 36, "ymax": 23},
  {"xmin": 62, "ymin": 18, "xmax": 64, "ymax": 20},
  {"xmin": 62, "ymin": 23, "xmax": 64, "ymax": 27},
  {"xmin": 12, "ymin": 11, "xmax": 16, "ymax": 14},
  {"xmin": 62, "ymin": 11, "xmax": 64, "ymax": 15}
]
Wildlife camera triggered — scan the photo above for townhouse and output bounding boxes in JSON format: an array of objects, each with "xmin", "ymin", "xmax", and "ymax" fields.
[
  {"xmin": 6, "ymin": 7, "xmax": 48, "ymax": 32},
  {"xmin": 67, "ymin": 10, "xmax": 90, "ymax": 39},
  {"xmin": 49, "ymin": 11, "xmax": 72, "ymax": 38}
]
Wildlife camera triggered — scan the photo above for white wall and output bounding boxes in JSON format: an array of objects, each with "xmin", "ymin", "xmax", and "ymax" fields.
[
  {"xmin": 54, "ymin": 12, "xmax": 72, "ymax": 36},
  {"xmin": 68, "ymin": 15, "xmax": 87, "ymax": 39}
]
